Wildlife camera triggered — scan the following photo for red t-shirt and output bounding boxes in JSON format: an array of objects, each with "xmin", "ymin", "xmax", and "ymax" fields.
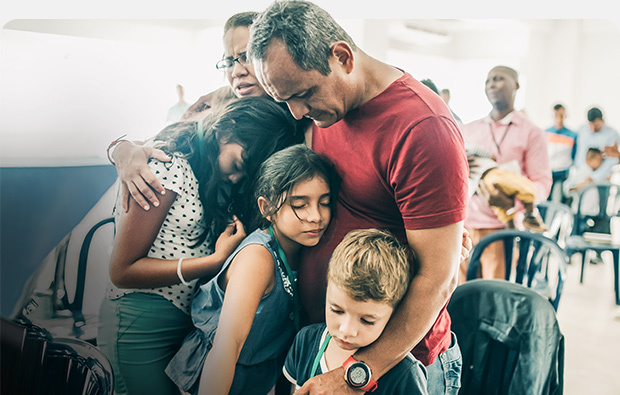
[{"xmin": 299, "ymin": 72, "xmax": 468, "ymax": 366}]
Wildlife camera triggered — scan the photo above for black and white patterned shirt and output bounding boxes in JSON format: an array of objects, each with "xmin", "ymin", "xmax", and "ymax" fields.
[{"xmin": 106, "ymin": 155, "xmax": 213, "ymax": 314}]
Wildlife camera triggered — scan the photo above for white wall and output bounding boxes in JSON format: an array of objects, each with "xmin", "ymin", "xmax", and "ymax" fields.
[
  {"xmin": 367, "ymin": 19, "xmax": 620, "ymax": 130},
  {"xmin": 0, "ymin": 23, "xmax": 227, "ymax": 166},
  {"xmin": 524, "ymin": 20, "xmax": 620, "ymax": 131}
]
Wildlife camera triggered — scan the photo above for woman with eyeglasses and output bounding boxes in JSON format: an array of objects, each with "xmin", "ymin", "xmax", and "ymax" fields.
[
  {"xmin": 109, "ymin": 12, "xmax": 309, "ymax": 213},
  {"xmin": 180, "ymin": 12, "xmax": 269, "ymax": 125}
]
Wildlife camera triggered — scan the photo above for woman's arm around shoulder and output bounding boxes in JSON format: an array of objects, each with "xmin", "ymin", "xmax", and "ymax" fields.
[{"xmin": 112, "ymin": 139, "xmax": 171, "ymax": 212}]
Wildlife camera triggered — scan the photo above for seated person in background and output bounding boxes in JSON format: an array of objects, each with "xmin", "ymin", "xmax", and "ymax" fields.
[
  {"xmin": 283, "ymin": 229, "xmax": 428, "ymax": 394},
  {"xmin": 574, "ymin": 107, "xmax": 620, "ymax": 181},
  {"xmin": 545, "ymin": 103, "xmax": 578, "ymax": 203},
  {"xmin": 602, "ymin": 141, "xmax": 620, "ymax": 185},
  {"xmin": 467, "ymin": 143, "xmax": 546, "ymax": 232},
  {"xmin": 564, "ymin": 147, "xmax": 604, "ymax": 215}
]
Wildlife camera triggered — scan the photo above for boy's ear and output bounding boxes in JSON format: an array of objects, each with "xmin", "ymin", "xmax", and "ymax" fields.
[{"xmin": 257, "ymin": 196, "xmax": 272, "ymax": 222}]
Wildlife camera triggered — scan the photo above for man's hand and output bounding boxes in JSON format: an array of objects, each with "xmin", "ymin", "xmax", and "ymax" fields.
[
  {"xmin": 467, "ymin": 156, "xmax": 479, "ymax": 172},
  {"xmin": 114, "ymin": 142, "xmax": 171, "ymax": 212},
  {"xmin": 181, "ymin": 86, "xmax": 234, "ymax": 122},
  {"xmin": 295, "ymin": 368, "xmax": 362, "ymax": 395},
  {"xmin": 604, "ymin": 141, "xmax": 620, "ymax": 158},
  {"xmin": 461, "ymin": 228, "xmax": 472, "ymax": 262},
  {"xmin": 181, "ymin": 93, "xmax": 213, "ymax": 122},
  {"xmin": 479, "ymin": 181, "xmax": 514, "ymax": 210}
]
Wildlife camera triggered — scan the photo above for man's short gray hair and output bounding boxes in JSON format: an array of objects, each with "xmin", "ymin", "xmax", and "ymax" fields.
[{"xmin": 248, "ymin": 0, "xmax": 357, "ymax": 76}]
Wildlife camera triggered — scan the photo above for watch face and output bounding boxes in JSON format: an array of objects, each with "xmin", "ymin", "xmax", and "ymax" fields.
[{"xmin": 350, "ymin": 366, "xmax": 367, "ymax": 385}]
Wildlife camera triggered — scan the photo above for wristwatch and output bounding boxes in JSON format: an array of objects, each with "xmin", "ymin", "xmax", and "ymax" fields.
[{"xmin": 343, "ymin": 356, "xmax": 378, "ymax": 392}]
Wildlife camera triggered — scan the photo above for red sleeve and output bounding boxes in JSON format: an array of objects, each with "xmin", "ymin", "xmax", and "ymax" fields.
[{"xmin": 391, "ymin": 115, "xmax": 469, "ymax": 230}]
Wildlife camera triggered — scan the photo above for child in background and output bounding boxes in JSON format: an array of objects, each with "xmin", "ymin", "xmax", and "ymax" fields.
[
  {"xmin": 283, "ymin": 229, "xmax": 428, "ymax": 394},
  {"xmin": 564, "ymin": 147, "xmax": 604, "ymax": 194},
  {"xmin": 564, "ymin": 147, "xmax": 605, "ymax": 215},
  {"xmin": 165, "ymin": 144, "xmax": 339, "ymax": 395},
  {"xmin": 467, "ymin": 143, "xmax": 547, "ymax": 232}
]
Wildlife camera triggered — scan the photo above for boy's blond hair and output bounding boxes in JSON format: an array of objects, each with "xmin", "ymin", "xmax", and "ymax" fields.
[{"xmin": 327, "ymin": 229, "xmax": 411, "ymax": 307}]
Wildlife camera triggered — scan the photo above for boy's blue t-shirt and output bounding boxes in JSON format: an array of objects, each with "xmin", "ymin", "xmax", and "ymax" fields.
[{"xmin": 283, "ymin": 323, "xmax": 428, "ymax": 394}]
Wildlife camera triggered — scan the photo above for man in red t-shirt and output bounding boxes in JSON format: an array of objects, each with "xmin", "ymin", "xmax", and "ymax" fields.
[{"xmin": 248, "ymin": 1, "xmax": 468, "ymax": 394}]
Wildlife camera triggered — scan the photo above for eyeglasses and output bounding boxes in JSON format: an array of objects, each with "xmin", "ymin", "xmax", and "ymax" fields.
[{"xmin": 215, "ymin": 52, "xmax": 250, "ymax": 71}]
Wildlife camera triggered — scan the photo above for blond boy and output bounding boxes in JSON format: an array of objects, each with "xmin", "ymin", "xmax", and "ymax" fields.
[{"xmin": 283, "ymin": 229, "xmax": 428, "ymax": 394}]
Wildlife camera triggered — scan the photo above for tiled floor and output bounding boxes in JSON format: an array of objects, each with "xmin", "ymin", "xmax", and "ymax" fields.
[{"xmin": 556, "ymin": 253, "xmax": 620, "ymax": 394}]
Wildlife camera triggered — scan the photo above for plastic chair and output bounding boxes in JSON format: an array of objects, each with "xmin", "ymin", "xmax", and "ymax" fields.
[
  {"xmin": 1, "ymin": 317, "xmax": 114, "ymax": 395},
  {"xmin": 39, "ymin": 337, "xmax": 114, "ymax": 395},
  {"xmin": 447, "ymin": 280, "xmax": 564, "ymax": 395},
  {"xmin": 564, "ymin": 182, "xmax": 620, "ymax": 305},
  {"xmin": 536, "ymin": 201, "xmax": 574, "ymax": 247},
  {"xmin": 14, "ymin": 217, "xmax": 115, "ymax": 343},
  {"xmin": 466, "ymin": 229, "xmax": 569, "ymax": 310},
  {"xmin": 1, "ymin": 317, "xmax": 53, "ymax": 394}
]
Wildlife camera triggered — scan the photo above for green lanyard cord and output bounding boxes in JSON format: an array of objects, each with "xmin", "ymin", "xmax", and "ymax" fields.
[
  {"xmin": 310, "ymin": 332, "xmax": 332, "ymax": 378},
  {"xmin": 268, "ymin": 225, "xmax": 300, "ymax": 331}
]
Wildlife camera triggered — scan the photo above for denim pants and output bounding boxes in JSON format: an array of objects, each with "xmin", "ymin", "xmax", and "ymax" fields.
[{"xmin": 426, "ymin": 331, "xmax": 462, "ymax": 395}]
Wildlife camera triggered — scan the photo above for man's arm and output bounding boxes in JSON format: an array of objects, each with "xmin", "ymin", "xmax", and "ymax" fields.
[
  {"xmin": 523, "ymin": 126, "xmax": 553, "ymax": 200},
  {"xmin": 181, "ymin": 85, "xmax": 235, "ymax": 122},
  {"xmin": 295, "ymin": 222, "xmax": 463, "ymax": 394},
  {"xmin": 356, "ymin": 222, "xmax": 463, "ymax": 374}
]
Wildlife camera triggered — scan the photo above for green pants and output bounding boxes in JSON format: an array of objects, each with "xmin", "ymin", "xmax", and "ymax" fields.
[{"xmin": 97, "ymin": 293, "xmax": 193, "ymax": 395}]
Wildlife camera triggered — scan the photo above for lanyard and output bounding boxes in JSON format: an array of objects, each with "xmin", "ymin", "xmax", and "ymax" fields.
[
  {"xmin": 310, "ymin": 332, "xmax": 332, "ymax": 378},
  {"xmin": 489, "ymin": 122, "xmax": 512, "ymax": 155},
  {"xmin": 268, "ymin": 226, "xmax": 300, "ymax": 331}
]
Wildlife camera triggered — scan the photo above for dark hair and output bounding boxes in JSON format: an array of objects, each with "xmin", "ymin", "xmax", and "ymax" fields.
[
  {"xmin": 587, "ymin": 107, "xmax": 603, "ymax": 122},
  {"xmin": 421, "ymin": 79, "xmax": 439, "ymax": 94},
  {"xmin": 553, "ymin": 103, "xmax": 565, "ymax": 111},
  {"xmin": 223, "ymin": 11, "xmax": 258, "ymax": 35},
  {"xmin": 254, "ymin": 144, "xmax": 339, "ymax": 229},
  {"xmin": 248, "ymin": 0, "xmax": 357, "ymax": 76},
  {"xmin": 154, "ymin": 96, "xmax": 297, "ymax": 245},
  {"xmin": 586, "ymin": 147, "xmax": 602, "ymax": 158}
]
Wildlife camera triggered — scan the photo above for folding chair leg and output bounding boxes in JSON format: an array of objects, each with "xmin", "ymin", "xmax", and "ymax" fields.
[
  {"xmin": 580, "ymin": 252, "xmax": 587, "ymax": 283},
  {"xmin": 612, "ymin": 249, "xmax": 620, "ymax": 306}
]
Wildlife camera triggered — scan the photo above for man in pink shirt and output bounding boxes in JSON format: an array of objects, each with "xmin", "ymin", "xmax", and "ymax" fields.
[{"xmin": 460, "ymin": 65, "xmax": 552, "ymax": 281}]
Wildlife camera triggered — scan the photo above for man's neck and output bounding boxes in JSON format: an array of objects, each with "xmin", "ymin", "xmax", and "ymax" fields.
[
  {"xmin": 490, "ymin": 106, "xmax": 514, "ymax": 122},
  {"xmin": 357, "ymin": 51, "xmax": 403, "ymax": 107}
]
